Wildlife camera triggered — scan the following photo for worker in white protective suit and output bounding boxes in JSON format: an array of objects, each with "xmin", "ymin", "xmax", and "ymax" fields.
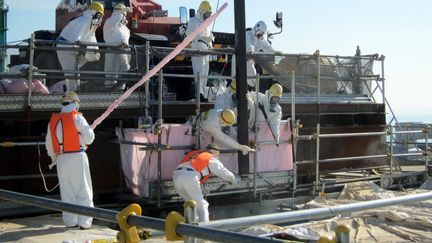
[
  {"xmin": 45, "ymin": 91, "xmax": 95, "ymax": 229},
  {"xmin": 186, "ymin": 0, "xmax": 214, "ymax": 101},
  {"xmin": 231, "ymin": 20, "xmax": 274, "ymax": 88},
  {"xmin": 103, "ymin": 3, "xmax": 131, "ymax": 90},
  {"xmin": 249, "ymin": 83, "xmax": 283, "ymax": 144},
  {"xmin": 199, "ymin": 108, "xmax": 255, "ymax": 155},
  {"xmin": 214, "ymin": 80, "xmax": 254, "ymax": 125},
  {"xmin": 214, "ymin": 80, "xmax": 237, "ymax": 111},
  {"xmin": 173, "ymin": 143, "xmax": 238, "ymax": 222},
  {"xmin": 56, "ymin": 2, "xmax": 104, "ymax": 92}
]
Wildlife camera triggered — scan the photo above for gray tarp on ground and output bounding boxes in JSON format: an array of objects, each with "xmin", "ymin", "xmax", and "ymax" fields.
[{"xmin": 242, "ymin": 180, "xmax": 432, "ymax": 242}]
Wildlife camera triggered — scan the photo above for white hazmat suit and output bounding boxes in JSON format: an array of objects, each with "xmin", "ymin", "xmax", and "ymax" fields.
[
  {"xmin": 57, "ymin": 9, "xmax": 102, "ymax": 91},
  {"xmin": 199, "ymin": 109, "xmax": 253, "ymax": 155},
  {"xmin": 45, "ymin": 101, "xmax": 95, "ymax": 228},
  {"xmin": 103, "ymin": 7, "xmax": 131, "ymax": 89},
  {"xmin": 231, "ymin": 21, "xmax": 274, "ymax": 88},
  {"xmin": 173, "ymin": 150, "xmax": 236, "ymax": 222},
  {"xmin": 186, "ymin": 6, "xmax": 214, "ymax": 100},
  {"xmin": 249, "ymin": 91, "xmax": 282, "ymax": 143}
]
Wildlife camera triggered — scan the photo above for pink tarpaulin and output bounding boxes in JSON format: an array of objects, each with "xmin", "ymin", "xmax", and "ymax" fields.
[{"xmin": 116, "ymin": 120, "xmax": 293, "ymax": 197}]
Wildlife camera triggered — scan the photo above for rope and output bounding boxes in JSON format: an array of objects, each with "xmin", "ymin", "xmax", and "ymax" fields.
[{"xmin": 37, "ymin": 144, "xmax": 59, "ymax": 192}]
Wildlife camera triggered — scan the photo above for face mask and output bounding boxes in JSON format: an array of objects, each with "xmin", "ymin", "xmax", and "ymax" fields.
[
  {"xmin": 202, "ymin": 11, "xmax": 212, "ymax": 20},
  {"xmin": 221, "ymin": 126, "xmax": 231, "ymax": 135},
  {"xmin": 91, "ymin": 13, "xmax": 103, "ymax": 28},
  {"xmin": 269, "ymin": 96, "xmax": 280, "ymax": 112},
  {"xmin": 256, "ymin": 33, "xmax": 264, "ymax": 39},
  {"xmin": 231, "ymin": 94, "xmax": 237, "ymax": 107}
]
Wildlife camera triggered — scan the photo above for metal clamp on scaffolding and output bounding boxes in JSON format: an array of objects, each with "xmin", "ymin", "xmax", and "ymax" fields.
[
  {"xmin": 116, "ymin": 203, "xmax": 142, "ymax": 243},
  {"xmin": 165, "ymin": 211, "xmax": 186, "ymax": 241}
]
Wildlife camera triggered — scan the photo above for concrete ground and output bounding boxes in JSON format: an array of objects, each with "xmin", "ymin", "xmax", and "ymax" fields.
[{"xmin": 0, "ymin": 214, "xmax": 119, "ymax": 243}]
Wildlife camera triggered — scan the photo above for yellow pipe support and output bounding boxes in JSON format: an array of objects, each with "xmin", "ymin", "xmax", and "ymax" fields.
[
  {"xmin": 335, "ymin": 224, "xmax": 350, "ymax": 243},
  {"xmin": 317, "ymin": 236, "xmax": 336, "ymax": 243},
  {"xmin": 116, "ymin": 203, "xmax": 142, "ymax": 243},
  {"xmin": 165, "ymin": 211, "xmax": 186, "ymax": 241},
  {"xmin": 1, "ymin": 142, "xmax": 14, "ymax": 147},
  {"xmin": 183, "ymin": 200, "xmax": 197, "ymax": 208}
]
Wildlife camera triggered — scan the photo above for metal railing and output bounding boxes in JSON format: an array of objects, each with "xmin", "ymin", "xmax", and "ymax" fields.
[{"xmin": 0, "ymin": 188, "xmax": 279, "ymax": 243}]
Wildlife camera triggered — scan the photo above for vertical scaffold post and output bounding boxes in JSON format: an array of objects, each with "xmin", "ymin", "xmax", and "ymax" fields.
[
  {"xmin": 144, "ymin": 41, "xmax": 150, "ymax": 121},
  {"xmin": 157, "ymin": 70, "xmax": 163, "ymax": 207},
  {"xmin": 253, "ymin": 73, "xmax": 260, "ymax": 198},
  {"xmin": 195, "ymin": 71, "xmax": 201, "ymax": 149},
  {"xmin": 315, "ymin": 123, "xmax": 320, "ymax": 195},
  {"xmin": 27, "ymin": 33, "xmax": 35, "ymax": 107},
  {"xmin": 291, "ymin": 70, "xmax": 297, "ymax": 205},
  {"xmin": 424, "ymin": 125, "xmax": 430, "ymax": 175}
]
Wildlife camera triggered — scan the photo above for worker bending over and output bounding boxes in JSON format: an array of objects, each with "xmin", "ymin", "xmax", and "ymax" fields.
[
  {"xmin": 173, "ymin": 143, "xmax": 237, "ymax": 222},
  {"xmin": 199, "ymin": 108, "xmax": 255, "ymax": 155}
]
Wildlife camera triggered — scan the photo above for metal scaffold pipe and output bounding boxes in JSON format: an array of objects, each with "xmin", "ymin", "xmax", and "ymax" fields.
[
  {"xmin": 201, "ymin": 191, "xmax": 432, "ymax": 230},
  {"xmin": 0, "ymin": 189, "xmax": 280, "ymax": 243}
]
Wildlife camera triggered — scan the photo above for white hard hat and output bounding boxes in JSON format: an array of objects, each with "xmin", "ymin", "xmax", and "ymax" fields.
[
  {"xmin": 254, "ymin": 20, "xmax": 267, "ymax": 37},
  {"xmin": 62, "ymin": 91, "xmax": 80, "ymax": 105},
  {"xmin": 113, "ymin": 3, "xmax": 130, "ymax": 13}
]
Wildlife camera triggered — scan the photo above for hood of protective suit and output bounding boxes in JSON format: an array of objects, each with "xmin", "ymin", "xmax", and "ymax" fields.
[
  {"xmin": 103, "ymin": 11, "xmax": 130, "ymax": 44},
  {"xmin": 61, "ymin": 102, "xmax": 80, "ymax": 113}
]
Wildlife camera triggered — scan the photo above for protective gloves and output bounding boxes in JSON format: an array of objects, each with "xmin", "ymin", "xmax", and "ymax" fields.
[
  {"xmin": 239, "ymin": 145, "xmax": 255, "ymax": 155},
  {"xmin": 48, "ymin": 155, "xmax": 57, "ymax": 170}
]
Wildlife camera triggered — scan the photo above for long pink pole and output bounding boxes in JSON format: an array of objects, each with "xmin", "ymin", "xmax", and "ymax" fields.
[{"xmin": 92, "ymin": 3, "xmax": 229, "ymax": 129}]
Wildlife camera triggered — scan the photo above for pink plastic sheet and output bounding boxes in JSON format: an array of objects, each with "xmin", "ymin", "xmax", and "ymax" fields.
[
  {"xmin": 116, "ymin": 120, "xmax": 293, "ymax": 197},
  {"xmin": 4, "ymin": 79, "xmax": 49, "ymax": 94}
]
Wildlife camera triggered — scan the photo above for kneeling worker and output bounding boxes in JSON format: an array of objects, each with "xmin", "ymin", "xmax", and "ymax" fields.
[{"xmin": 173, "ymin": 143, "xmax": 237, "ymax": 222}]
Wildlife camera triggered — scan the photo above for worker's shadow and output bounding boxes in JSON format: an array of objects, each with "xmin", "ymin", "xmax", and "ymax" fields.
[{"xmin": 0, "ymin": 214, "xmax": 80, "ymax": 242}]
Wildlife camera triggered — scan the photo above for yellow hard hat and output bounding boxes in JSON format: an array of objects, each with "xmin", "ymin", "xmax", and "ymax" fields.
[
  {"xmin": 269, "ymin": 83, "xmax": 283, "ymax": 97},
  {"xmin": 229, "ymin": 80, "xmax": 237, "ymax": 93},
  {"xmin": 62, "ymin": 91, "xmax": 80, "ymax": 104},
  {"xmin": 90, "ymin": 1, "xmax": 104, "ymax": 15},
  {"xmin": 113, "ymin": 3, "xmax": 128, "ymax": 13},
  {"xmin": 220, "ymin": 109, "xmax": 236, "ymax": 126},
  {"xmin": 199, "ymin": 0, "xmax": 212, "ymax": 13}
]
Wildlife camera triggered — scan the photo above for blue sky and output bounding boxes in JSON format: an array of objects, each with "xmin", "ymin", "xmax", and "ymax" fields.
[{"xmin": 5, "ymin": 0, "xmax": 432, "ymax": 123}]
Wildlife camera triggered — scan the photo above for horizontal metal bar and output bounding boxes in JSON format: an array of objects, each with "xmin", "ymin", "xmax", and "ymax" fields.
[
  {"xmin": 201, "ymin": 191, "xmax": 432, "ymax": 230},
  {"xmin": 393, "ymin": 130, "xmax": 425, "ymax": 134},
  {"xmin": 0, "ymin": 141, "xmax": 44, "ymax": 147},
  {"xmin": 296, "ymin": 154, "xmax": 387, "ymax": 165},
  {"xmin": 0, "ymin": 173, "xmax": 57, "ymax": 180},
  {"xmin": 0, "ymin": 189, "xmax": 277, "ymax": 243},
  {"xmin": 318, "ymin": 131, "xmax": 386, "ymax": 138}
]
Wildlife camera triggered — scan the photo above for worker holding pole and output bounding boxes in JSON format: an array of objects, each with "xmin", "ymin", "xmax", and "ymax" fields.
[{"xmin": 45, "ymin": 91, "xmax": 95, "ymax": 229}]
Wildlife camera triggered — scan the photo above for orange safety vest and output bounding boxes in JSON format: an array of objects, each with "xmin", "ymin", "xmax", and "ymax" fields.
[
  {"xmin": 49, "ymin": 111, "xmax": 82, "ymax": 155},
  {"xmin": 180, "ymin": 150, "xmax": 213, "ymax": 184}
]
